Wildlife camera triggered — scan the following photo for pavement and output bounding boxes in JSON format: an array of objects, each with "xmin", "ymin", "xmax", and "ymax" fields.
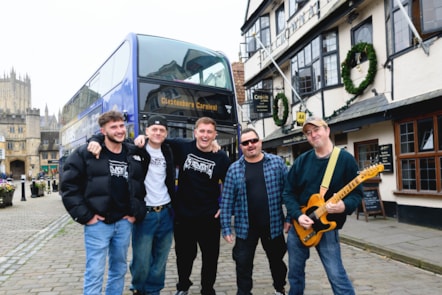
[
  {"xmin": 0, "ymin": 181, "xmax": 441, "ymax": 294},
  {"xmin": 340, "ymin": 213, "xmax": 442, "ymax": 275}
]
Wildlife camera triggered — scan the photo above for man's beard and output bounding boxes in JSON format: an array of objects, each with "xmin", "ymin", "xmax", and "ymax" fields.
[{"xmin": 107, "ymin": 134, "xmax": 124, "ymax": 144}]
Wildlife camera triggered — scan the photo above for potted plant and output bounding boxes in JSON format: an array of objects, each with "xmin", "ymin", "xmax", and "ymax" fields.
[
  {"xmin": 0, "ymin": 181, "xmax": 16, "ymax": 207},
  {"xmin": 35, "ymin": 180, "xmax": 46, "ymax": 197}
]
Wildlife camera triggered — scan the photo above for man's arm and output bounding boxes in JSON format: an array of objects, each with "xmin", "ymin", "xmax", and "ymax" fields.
[{"xmin": 61, "ymin": 147, "xmax": 94, "ymax": 225}]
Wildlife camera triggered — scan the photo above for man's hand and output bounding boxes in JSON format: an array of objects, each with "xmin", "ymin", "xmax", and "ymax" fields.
[
  {"xmin": 87, "ymin": 142, "xmax": 102, "ymax": 159},
  {"xmin": 211, "ymin": 140, "xmax": 221, "ymax": 153},
  {"xmin": 284, "ymin": 221, "xmax": 292, "ymax": 233},
  {"xmin": 298, "ymin": 214, "xmax": 314, "ymax": 230},
  {"xmin": 214, "ymin": 209, "xmax": 220, "ymax": 218},
  {"xmin": 123, "ymin": 215, "xmax": 136, "ymax": 224},
  {"xmin": 86, "ymin": 214, "xmax": 105, "ymax": 225},
  {"xmin": 223, "ymin": 234, "xmax": 234, "ymax": 244},
  {"xmin": 133, "ymin": 135, "xmax": 146, "ymax": 148},
  {"xmin": 326, "ymin": 200, "xmax": 345, "ymax": 214}
]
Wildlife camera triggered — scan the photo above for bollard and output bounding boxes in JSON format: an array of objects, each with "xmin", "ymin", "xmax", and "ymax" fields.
[
  {"xmin": 31, "ymin": 178, "xmax": 38, "ymax": 198},
  {"xmin": 21, "ymin": 174, "xmax": 27, "ymax": 201},
  {"xmin": 47, "ymin": 179, "xmax": 51, "ymax": 195}
]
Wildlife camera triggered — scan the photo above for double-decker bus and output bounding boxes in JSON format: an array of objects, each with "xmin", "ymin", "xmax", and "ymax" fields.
[{"xmin": 59, "ymin": 33, "xmax": 239, "ymax": 167}]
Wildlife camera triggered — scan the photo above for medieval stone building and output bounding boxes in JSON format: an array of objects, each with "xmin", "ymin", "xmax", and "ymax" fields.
[{"xmin": 0, "ymin": 68, "xmax": 59, "ymax": 179}]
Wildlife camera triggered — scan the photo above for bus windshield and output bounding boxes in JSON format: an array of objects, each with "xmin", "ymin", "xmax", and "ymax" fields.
[{"xmin": 138, "ymin": 35, "xmax": 232, "ymax": 91}]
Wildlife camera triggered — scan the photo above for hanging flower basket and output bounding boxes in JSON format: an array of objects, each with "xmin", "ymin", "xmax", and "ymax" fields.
[
  {"xmin": 272, "ymin": 93, "xmax": 289, "ymax": 126},
  {"xmin": 341, "ymin": 42, "xmax": 377, "ymax": 95}
]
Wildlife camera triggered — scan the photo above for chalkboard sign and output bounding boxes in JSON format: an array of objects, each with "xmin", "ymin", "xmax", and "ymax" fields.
[
  {"xmin": 363, "ymin": 188, "xmax": 381, "ymax": 212},
  {"xmin": 357, "ymin": 187, "xmax": 386, "ymax": 222},
  {"xmin": 378, "ymin": 144, "xmax": 393, "ymax": 173}
]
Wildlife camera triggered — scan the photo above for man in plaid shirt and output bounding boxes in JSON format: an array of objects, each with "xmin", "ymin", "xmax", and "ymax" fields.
[{"xmin": 220, "ymin": 127, "xmax": 289, "ymax": 295}]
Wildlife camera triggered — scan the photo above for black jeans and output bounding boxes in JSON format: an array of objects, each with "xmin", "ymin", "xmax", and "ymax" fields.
[
  {"xmin": 233, "ymin": 227, "xmax": 287, "ymax": 295},
  {"xmin": 174, "ymin": 216, "xmax": 220, "ymax": 295}
]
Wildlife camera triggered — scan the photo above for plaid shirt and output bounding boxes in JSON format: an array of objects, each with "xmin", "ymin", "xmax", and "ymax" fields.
[{"xmin": 220, "ymin": 152, "xmax": 288, "ymax": 239}]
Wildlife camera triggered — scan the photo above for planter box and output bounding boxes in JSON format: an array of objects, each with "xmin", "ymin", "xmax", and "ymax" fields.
[{"xmin": 0, "ymin": 191, "xmax": 15, "ymax": 208}]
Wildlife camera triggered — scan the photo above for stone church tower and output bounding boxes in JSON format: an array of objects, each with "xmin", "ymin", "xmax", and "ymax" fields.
[{"xmin": 0, "ymin": 68, "xmax": 40, "ymax": 179}]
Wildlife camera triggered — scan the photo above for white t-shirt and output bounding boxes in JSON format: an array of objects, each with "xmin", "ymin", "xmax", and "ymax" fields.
[{"xmin": 144, "ymin": 144, "xmax": 171, "ymax": 206}]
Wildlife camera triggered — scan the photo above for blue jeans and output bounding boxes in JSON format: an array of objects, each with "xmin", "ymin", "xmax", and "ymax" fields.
[
  {"xmin": 130, "ymin": 208, "xmax": 173, "ymax": 295},
  {"xmin": 287, "ymin": 227, "xmax": 355, "ymax": 295},
  {"xmin": 83, "ymin": 219, "xmax": 133, "ymax": 295}
]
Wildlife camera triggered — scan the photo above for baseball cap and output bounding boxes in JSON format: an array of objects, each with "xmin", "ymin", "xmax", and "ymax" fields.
[
  {"xmin": 302, "ymin": 116, "xmax": 328, "ymax": 133},
  {"xmin": 147, "ymin": 115, "xmax": 168, "ymax": 129}
]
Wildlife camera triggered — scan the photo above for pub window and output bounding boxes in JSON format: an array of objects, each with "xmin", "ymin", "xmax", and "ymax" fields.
[
  {"xmin": 385, "ymin": 0, "xmax": 442, "ymax": 55},
  {"xmin": 354, "ymin": 139, "xmax": 379, "ymax": 171},
  {"xmin": 245, "ymin": 15, "xmax": 270, "ymax": 56},
  {"xmin": 352, "ymin": 18, "xmax": 373, "ymax": 45},
  {"xmin": 276, "ymin": 4, "xmax": 286, "ymax": 36},
  {"xmin": 291, "ymin": 31, "xmax": 338, "ymax": 99},
  {"xmin": 289, "ymin": 0, "xmax": 308, "ymax": 18},
  {"xmin": 43, "ymin": 152, "xmax": 48, "ymax": 160},
  {"xmin": 396, "ymin": 113, "xmax": 442, "ymax": 192}
]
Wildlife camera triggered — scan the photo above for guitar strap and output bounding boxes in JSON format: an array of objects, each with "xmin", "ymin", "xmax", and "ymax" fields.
[{"xmin": 319, "ymin": 146, "xmax": 341, "ymax": 199}]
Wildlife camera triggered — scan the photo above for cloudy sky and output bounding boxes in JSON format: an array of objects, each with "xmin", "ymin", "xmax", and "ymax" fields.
[{"xmin": 0, "ymin": 0, "xmax": 247, "ymax": 117}]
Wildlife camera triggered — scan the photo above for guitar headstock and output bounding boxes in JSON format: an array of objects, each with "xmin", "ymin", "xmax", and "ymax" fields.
[{"xmin": 359, "ymin": 164, "xmax": 384, "ymax": 180}]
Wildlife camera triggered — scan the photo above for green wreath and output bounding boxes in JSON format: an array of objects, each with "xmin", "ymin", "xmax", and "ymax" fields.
[
  {"xmin": 272, "ymin": 92, "xmax": 289, "ymax": 126},
  {"xmin": 341, "ymin": 42, "xmax": 377, "ymax": 95}
]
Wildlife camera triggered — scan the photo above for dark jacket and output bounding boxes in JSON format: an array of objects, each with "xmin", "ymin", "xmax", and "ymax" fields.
[
  {"xmin": 88, "ymin": 134, "xmax": 176, "ymax": 204},
  {"xmin": 61, "ymin": 142, "xmax": 148, "ymax": 225}
]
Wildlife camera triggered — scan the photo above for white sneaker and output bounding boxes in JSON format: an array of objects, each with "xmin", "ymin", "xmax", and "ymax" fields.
[
  {"xmin": 175, "ymin": 291, "xmax": 189, "ymax": 295},
  {"xmin": 275, "ymin": 291, "xmax": 285, "ymax": 295}
]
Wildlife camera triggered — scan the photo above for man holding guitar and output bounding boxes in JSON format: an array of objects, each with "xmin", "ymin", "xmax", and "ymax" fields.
[{"xmin": 283, "ymin": 116, "xmax": 363, "ymax": 295}]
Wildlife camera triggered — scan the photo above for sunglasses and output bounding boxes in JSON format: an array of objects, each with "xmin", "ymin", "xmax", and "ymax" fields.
[{"xmin": 241, "ymin": 138, "xmax": 259, "ymax": 146}]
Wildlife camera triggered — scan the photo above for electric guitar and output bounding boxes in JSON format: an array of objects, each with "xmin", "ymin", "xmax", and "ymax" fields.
[{"xmin": 293, "ymin": 164, "xmax": 384, "ymax": 247}]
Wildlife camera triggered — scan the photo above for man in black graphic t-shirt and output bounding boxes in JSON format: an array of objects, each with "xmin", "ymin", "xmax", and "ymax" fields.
[
  {"xmin": 168, "ymin": 117, "xmax": 230, "ymax": 295},
  {"xmin": 135, "ymin": 117, "xmax": 230, "ymax": 295}
]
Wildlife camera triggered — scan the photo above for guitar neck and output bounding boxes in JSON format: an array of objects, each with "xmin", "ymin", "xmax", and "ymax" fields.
[{"xmin": 314, "ymin": 175, "xmax": 362, "ymax": 217}]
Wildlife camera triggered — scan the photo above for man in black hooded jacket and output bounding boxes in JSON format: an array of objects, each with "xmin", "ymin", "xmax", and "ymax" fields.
[{"xmin": 61, "ymin": 110, "xmax": 148, "ymax": 295}]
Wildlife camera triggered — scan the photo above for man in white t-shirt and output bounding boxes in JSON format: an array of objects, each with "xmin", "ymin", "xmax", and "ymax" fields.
[{"xmin": 129, "ymin": 115, "xmax": 175, "ymax": 295}]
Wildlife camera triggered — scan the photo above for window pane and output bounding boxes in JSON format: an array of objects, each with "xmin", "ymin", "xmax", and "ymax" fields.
[
  {"xmin": 353, "ymin": 22, "xmax": 373, "ymax": 44},
  {"xmin": 401, "ymin": 159, "xmax": 416, "ymax": 189},
  {"xmin": 298, "ymin": 51, "xmax": 305, "ymax": 67},
  {"xmin": 438, "ymin": 115, "xmax": 442, "ymax": 151},
  {"xmin": 312, "ymin": 61, "xmax": 320, "ymax": 90},
  {"xmin": 311, "ymin": 37, "xmax": 320, "ymax": 60},
  {"xmin": 418, "ymin": 117, "xmax": 434, "ymax": 152},
  {"xmin": 393, "ymin": 5, "xmax": 411, "ymax": 52},
  {"xmin": 260, "ymin": 15, "xmax": 270, "ymax": 47},
  {"xmin": 304, "ymin": 44, "xmax": 312, "ymax": 65},
  {"xmin": 420, "ymin": 157, "xmax": 436, "ymax": 191},
  {"xmin": 276, "ymin": 5, "xmax": 286, "ymax": 35},
  {"xmin": 323, "ymin": 32, "xmax": 337, "ymax": 53},
  {"xmin": 323, "ymin": 54, "xmax": 338, "ymax": 86},
  {"xmin": 400, "ymin": 122, "xmax": 414, "ymax": 153},
  {"xmin": 357, "ymin": 141, "xmax": 379, "ymax": 170},
  {"xmin": 440, "ymin": 157, "xmax": 442, "ymax": 189},
  {"xmin": 298, "ymin": 67, "xmax": 312, "ymax": 94},
  {"xmin": 421, "ymin": 0, "xmax": 442, "ymax": 33}
]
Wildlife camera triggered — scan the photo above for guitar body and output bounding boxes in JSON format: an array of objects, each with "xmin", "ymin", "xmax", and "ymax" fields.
[
  {"xmin": 291, "ymin": 164, "xmax": 384, "ymax": 247},
  {"xmin": 293, "ymin": 193, "xmax": 337, "ymax": 247}
]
